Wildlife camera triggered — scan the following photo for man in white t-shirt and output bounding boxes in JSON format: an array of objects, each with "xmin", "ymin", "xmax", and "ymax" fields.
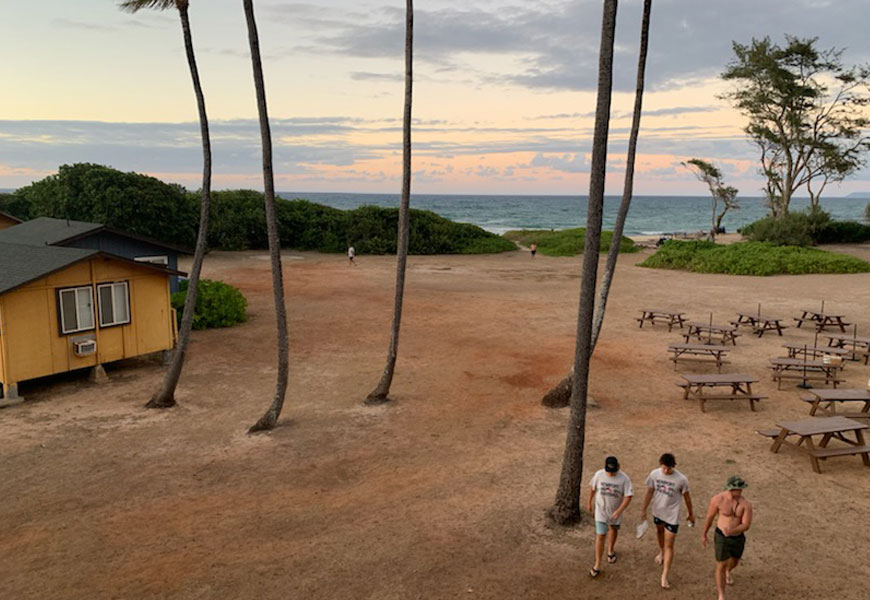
[
  {"xmin": 347, "ymin": 246, "xmax": 356, "ymax": 265},
  {"xmin": 640, "ymin": 453, "xmax": 695, "ymax": 590},
  {"xmin": 587, "ymin": 456, "xmax": 633, "ymax": 578}
]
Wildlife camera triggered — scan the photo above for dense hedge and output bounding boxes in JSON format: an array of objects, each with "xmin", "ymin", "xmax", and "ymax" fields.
[
  {"xmin": 503, "ymin": 228, "xmax": 639, "ymax": 256},
  {"xmin": 170, "ymin": 279, "xmax": 248, "ymax": 330},
  {"xmin": 742, "ymin": 208, "xmax": 870, "ymax": 246},
  {"xmin": 640, "ymin": 240, "xmax": 870, "ymax": 276},
  {"xmin": 209, "ymin": 192, "xmax": 516, "ymax": 254}
]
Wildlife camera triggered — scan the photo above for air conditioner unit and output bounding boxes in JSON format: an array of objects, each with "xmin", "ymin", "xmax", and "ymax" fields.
[{"xmin": 74, "ymin": 339, "xmax": 97, "ymax": 357}]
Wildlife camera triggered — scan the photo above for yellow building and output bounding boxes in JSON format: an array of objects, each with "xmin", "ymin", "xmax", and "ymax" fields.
[
  {"xmin": 0, "ymin": 241, "xmax": 181, "ymax": 406},
  {"xmin": 0, "ymin": 211, "xmax": 22, "ymax": 230}
]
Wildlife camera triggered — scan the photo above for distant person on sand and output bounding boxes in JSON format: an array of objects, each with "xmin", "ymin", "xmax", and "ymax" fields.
[
  {"xmin": 530, "ymin": 242, "xmax": 537, "ymax": 258},
  {"xmin": 588, "ymin": 456, "xmax": 633, "ymax": 578},
  {"xmin": 347, "ymin": 246, "xmax": 356, "ymax": 266},
  {"xmin": 641, "ymin": 453, "xmax": 695, "ymax": 590},
  {"xmin": 701, "ymin": 476, "xmax": 752, "ymax": 600}
]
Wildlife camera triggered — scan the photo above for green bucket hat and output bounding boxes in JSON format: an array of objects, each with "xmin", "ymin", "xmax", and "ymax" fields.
[{"xmin": 725, "ymin": 475, "xmax": 748, "ymax": 490}]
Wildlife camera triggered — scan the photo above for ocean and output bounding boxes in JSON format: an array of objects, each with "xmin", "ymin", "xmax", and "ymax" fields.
[{"xmin": 277, "ymin": 192, "xmax": 870, "ymax": 237}]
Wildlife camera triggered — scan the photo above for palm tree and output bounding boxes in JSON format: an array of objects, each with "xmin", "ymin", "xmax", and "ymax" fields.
[
  {"xmin": 541, "ymin": 0, "xmax": 652, "ymax": 410},
  {"xmin": 548, "ymin": 0, "xmax": 618, "ymax": 526},
  {"xmin": 119, "ymin": 0, "xmax": 212, "ymax": 409},
  {"xmin": 366, "ymin": 0, "xmax": 414, "ymax": 405},
  {"xmin": 243, "ymin": 0, "xmax": 290, "ymax": 432}
]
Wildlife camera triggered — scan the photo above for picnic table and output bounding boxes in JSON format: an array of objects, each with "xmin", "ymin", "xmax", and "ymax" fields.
[
  {"xmin": 677, "ymin": 373, "xmax": 764, "ymax": 412},
  {"xmin": 667, "ymin": 343, "xmax": 730, "ymax": 372},
  {"xmin": 783, "ymin": 344, "xmax": 850, "ymax": 361},
  {"xmin": 637, "ymin": 308, "xmax": 686, "ymax": 331},
  {"xmin": 682, "ymin": 322, "xmax": 740, "ymax": 346},
  {"xmin": 765, "ymin": 416, "xmax": 870, "ymax": 474},
  {"xmin": 823, "ymin": 334, "xmax": 870, "ymax": 361},
  {"xmin": 768, "ymin": 357, "xmax": 844, "ymax": 390},
  {"xmin": 801, "ymin": 388, "xmax": 870, "ymax": 418},
  {"xmin": 732, "ymin": 311, "xmax": 788, "ymax": 337},
  {"xmin": 793, "ymin": 308, "xmax": 850, "ymax": 332}
]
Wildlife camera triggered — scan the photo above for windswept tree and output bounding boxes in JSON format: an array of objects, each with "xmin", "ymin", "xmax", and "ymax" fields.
[
  {"xmin": 548, "ymin": 0, "xmax": 617, "ymax": 526},
  {"xmin": 244, "ymin": 0, "xmax": 291, "ymax": 432},
  {"xmin": 118, "ymin": 0, "xmax": 212, "ymax": 409},
  {"xmin": 721, "ymin": 35, "xmax": 870, "ymax": 217},
  {"xmin": 366, "ymin": 0, "xmax": 414, "ymax": 405},
  {"xmin": 542, "ymin": 0, "xmax": 651, "ymax": 410},
  {"xmin": 682, "ymin": 158, "xmax": 739, "ymax": 242}
]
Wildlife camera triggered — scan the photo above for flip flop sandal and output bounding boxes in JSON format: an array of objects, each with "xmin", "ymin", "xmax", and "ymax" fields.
[
  {"xmin": 607, "ymin": 553, "xmax": 617, "ymax": 564},
  {"xmin": 589, "ymin": 568, "xmax": 601, "ymax": 578}
]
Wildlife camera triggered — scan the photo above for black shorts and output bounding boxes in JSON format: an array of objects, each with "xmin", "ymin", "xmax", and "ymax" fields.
[
  {"xmin": 714, "ymin": 528, "xmax": 745, "ymax": 561},
  {"xmin": 653, "ymin": 516, "xmax": 679, "ymax": 534}
]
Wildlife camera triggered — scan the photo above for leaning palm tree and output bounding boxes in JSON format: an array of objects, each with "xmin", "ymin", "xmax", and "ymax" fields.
[
  {"xmin": 243, "ymin": 0, "xmax": 291, "ymax": 432},
  {"xmin": 119, "ymin": 0, "xmax": 212, "ymax": 409},
  {"xmin": 542, "ymin": 0, "xmax": 652, "ymax": 409},
  {"xmin": 548, "ymin": 0, "xmax": 618, "ymax": 526},
  {"xmin": 365, "ymin": 0, "xmax": 414, "ymax": 405}
]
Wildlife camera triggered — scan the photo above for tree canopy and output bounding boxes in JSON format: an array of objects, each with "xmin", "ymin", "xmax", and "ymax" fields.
[
  {"xmin": 682, "ymin": 158, "xmax": 739, "ymax": 240},
  {"xmin": 721, "ymin": 35, "xmax": 870, "ymax": 217}
]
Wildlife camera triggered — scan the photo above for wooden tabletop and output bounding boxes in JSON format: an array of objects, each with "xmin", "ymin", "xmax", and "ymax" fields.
[
  {"xmin": 682, "ymin": 373, "xmax": 756, "ymax": 384},
  {"xmin": 808, "ymin": 389, "xmax": 870, "ymax": 401},
  {"xmin": 736, "ymin": 312, "xmax": 783, "ymax": 321},
  {"xmin": 641, "ymin": 308, "xmax": 685, "ymax": 315},
  {"xmin": 775, "ymin": 416, "xmax": 867, "ymax": 436},
  {"xmin": 783, "ymin": 344, "xmax": 850, "ymax": 355},
  {"xmin": 686, "ymin": 322, "xmax": 736, "ymax": 331},
  {"xmin": 668, "ymin": 343, "xmax": 729, "ymax": 351},
  {"xmin": 800, "ymin": 308, "xmax": 845, "ymax": 316},
  {"xmin": 769, "ymin": 358, "xmax": 828, "ymax": 367}
]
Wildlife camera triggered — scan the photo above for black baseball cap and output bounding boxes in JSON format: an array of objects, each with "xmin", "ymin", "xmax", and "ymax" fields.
[{"xmin": 605, "ymin": 456, "xmax": 619, "ymax": 473}]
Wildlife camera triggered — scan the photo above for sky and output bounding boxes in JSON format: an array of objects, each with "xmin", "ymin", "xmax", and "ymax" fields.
[{"xmin": 1, "ymin": 0, "xmax": 869, "ymax": 196}]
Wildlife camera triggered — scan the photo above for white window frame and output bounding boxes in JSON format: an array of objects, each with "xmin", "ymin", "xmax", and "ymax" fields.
[
  {"xmin": 134, "ymin": 255, "xmax": 169, "ymax": 266},
  {"xmin": 58, "ymin": 286, "xmax": 95, "ymax": 335},
  {"xmin": 97, "ymin": 281, "xmax": 131, "ymax": 328}
]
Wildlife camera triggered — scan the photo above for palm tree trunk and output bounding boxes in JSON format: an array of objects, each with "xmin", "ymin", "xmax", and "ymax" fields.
[
  {"xmin": 243, "ymin": 0, "xmax": 290, "ymax": 432},
  {"xmin": 541, "ymin": 0, "xmax": 651, "ymax": 411},
  {"xmin": 548, "ymin": 0, "xmax": 617, "ymax": 526},
  {"xmin": 147, "ymin": 4, "xmax": 212, "ymax": 409},
  {"xmin": 366, "ymin": 0, "xmax": 413, "ymax": 405}
]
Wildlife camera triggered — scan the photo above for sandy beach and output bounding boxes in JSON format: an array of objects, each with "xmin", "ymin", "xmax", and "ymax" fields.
[{"xmin": 2, "ymin": 245, "xmax": 870, "ymax": 599}]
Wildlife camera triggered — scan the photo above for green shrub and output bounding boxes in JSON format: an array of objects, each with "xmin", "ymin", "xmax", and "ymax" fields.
[
  {"xmin": 171, "ymin": 279, "xmax": 247, "ymax": 330},
  {"xmin": 814, "ymin": 220, "xmax": 870, "ymax": 244},
  {"xmin": 640, "ymin": 240, "xmax": 870, "ymax": 276},
  {"xmin": 502, "ymin": 228, "xmax": 638, "ymax": 256}
]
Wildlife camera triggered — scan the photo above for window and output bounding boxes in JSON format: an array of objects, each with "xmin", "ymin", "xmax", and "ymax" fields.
[
  {"xmin": 97, "ymin": 282, "xmax": 131, "ymax": 327},
  {"xmin": 134, "ymin": 255, "xmax": 168, "ymax": 266},
  {"xmin": 58, "ymin": 286, "xmax": 95, "ymax": 335}
]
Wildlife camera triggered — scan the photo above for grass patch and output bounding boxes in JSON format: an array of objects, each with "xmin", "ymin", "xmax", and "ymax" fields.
[
  {"xmin": 502, "ymin": 228, "xmax": 639, "ymax": 256},
  {"xmin": 639, "ymin": 240, "xmax": 870, "ymax": 276}
]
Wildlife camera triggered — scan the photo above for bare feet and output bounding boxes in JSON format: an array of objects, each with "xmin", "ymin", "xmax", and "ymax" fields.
[
  {"xmin": 660, "ymin": 574, "xmax": 670, "ymax": 589},
  {"xmin": 654, "ymin": 552, "xmax": 663, "ymax": 565},
  {"xmin": 726, "ymin": 570, "xmax": 734, "ymax": 585}
]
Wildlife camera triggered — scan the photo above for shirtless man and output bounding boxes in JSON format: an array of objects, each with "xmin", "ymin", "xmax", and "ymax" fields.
[
  {"xmin": 701, "ymin": 476, "xmax": 753, "ymax": 600},
  {"xmin": 641, "ymin": 453, "xmax": 695, "ymax": 590}
]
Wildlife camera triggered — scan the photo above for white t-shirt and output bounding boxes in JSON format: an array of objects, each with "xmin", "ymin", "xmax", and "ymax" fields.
[
  {"xmin": 589, "ymin": 469, "xmax": 633, "ymax": 524},
  {"xmin": 645, "ymin": 467, "xmax": 690, "ymax": 525},
  {"xmin": 348, "ymin": 247, "xmax": 356, "ymax": 258}
]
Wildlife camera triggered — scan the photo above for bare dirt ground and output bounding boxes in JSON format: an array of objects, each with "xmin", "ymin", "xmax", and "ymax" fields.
[{"xmin": 2, "ymin": 246, "xmax": 870, "ymax": 599}]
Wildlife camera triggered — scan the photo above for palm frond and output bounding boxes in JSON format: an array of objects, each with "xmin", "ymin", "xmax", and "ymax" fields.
[{"xmin": 118, "ymin": 0, "xmax": 185, "ymax": 13}]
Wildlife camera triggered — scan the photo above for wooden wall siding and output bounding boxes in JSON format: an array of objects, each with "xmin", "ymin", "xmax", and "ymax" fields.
[
  {"xmin": 0, "ymin": 256, "xmax": 173, "ymax": 386},
  {"xmin": 0, "ymin": 214, "xmax": 20, "ymax": 230}
]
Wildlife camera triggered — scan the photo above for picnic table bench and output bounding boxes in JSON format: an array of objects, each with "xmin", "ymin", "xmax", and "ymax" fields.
[
  {"xmin": 667, "ymin": 343, "xmax": 730, "ymax": 372},
  {"xmin": 799, "ymin": 388, "xmax": 870, "ymax": 418},
  {"xmin": 794, "ymin": 308, "xmax": 850, "ymax": 332},
  {"xmin": 682, "ymin": 322, "xmax": 740, "ymax": 346},
  {"xmin": 731, "ymin": 311, "xmax": 788, "ymax": 337},
  {"xmin": 824, "ymin": 334, "xmax": 870, "ymax": 361},
  {"xmin": 783, "ymin": 344, "xmax": 850, "ymax": 361},
  {"xmin": 766, "ymin": 416, "xmax": 870, "ymax": 474},
  {"xmin": 677, "ymin": 373, "xmax": 764, "ymax": 412},
  {"xmin": 768, "ymin": 358, "xmax": 844, "ymax": 390},
  {"xmin": 637, "ymin": 308, "xmax": 686, "ymax": 331}
]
